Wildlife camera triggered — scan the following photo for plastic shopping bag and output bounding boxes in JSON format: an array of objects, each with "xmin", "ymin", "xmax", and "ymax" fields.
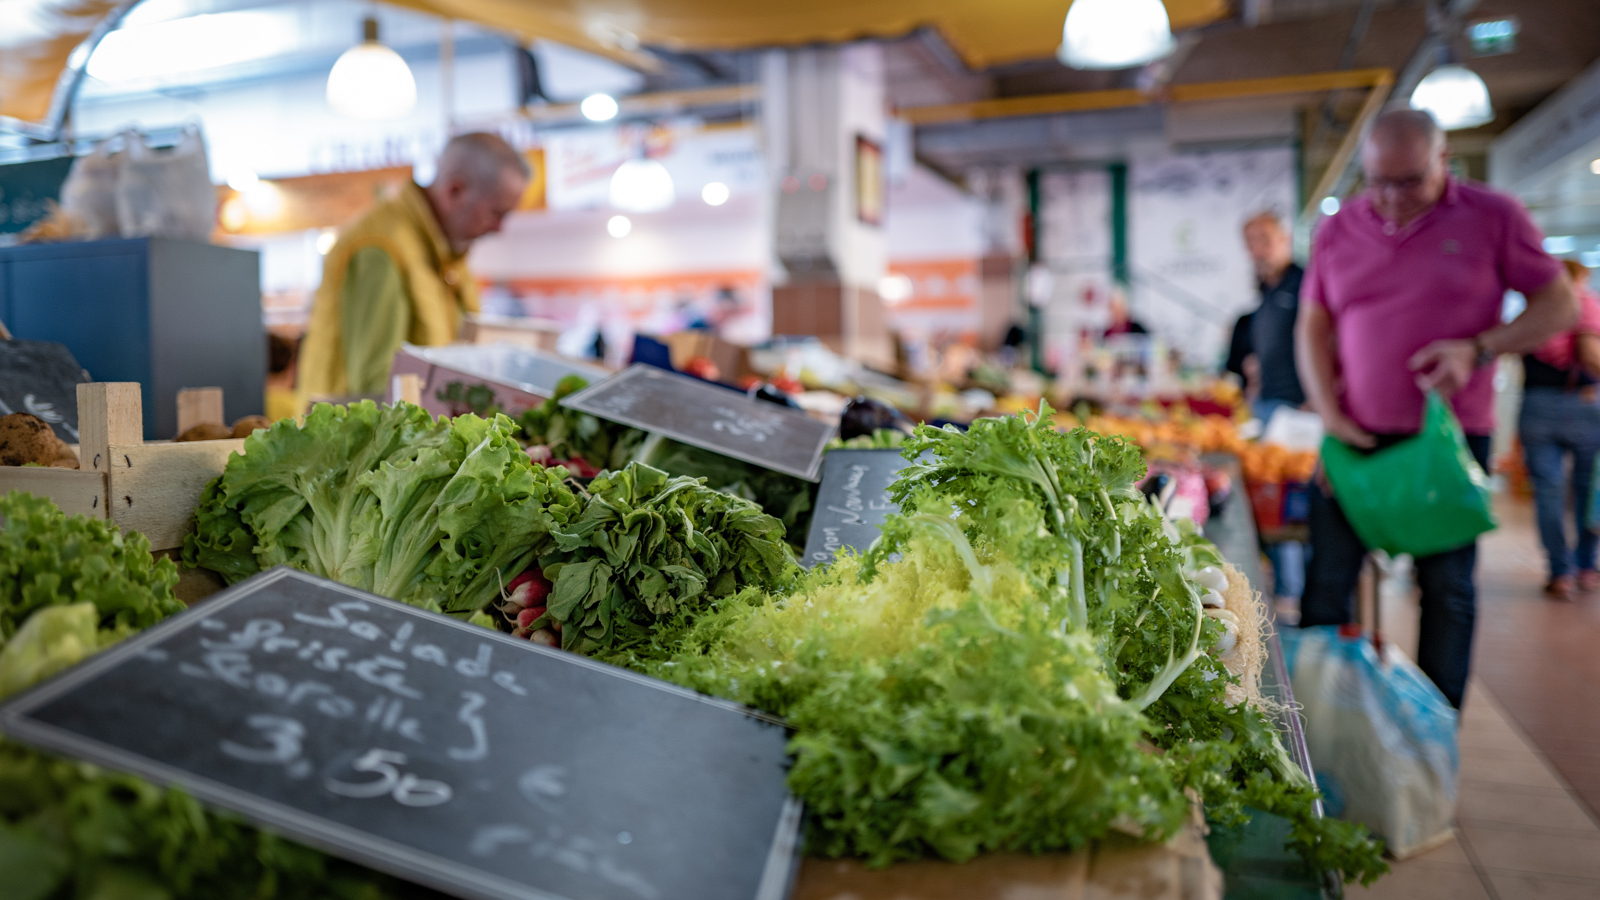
[
  {"xmin": 59, "ymin": 135, "xmax": 122, "ymax": 239},
  {"xmin": 114, "ymin": 125, "xmax": 216, "ymax": 241},
  {"xmin": 1281, "ymin": 626, "xmax": 1459, "ymax": 859},
  {"xmin": 1320, "ymin": 392, "xmax": 1496, "ymax": 558}
]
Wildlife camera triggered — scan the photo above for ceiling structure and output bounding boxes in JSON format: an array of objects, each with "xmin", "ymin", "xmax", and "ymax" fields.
[{"xmin": 4, "ymin": 0, "xmax": 1600, "ymax": 205}]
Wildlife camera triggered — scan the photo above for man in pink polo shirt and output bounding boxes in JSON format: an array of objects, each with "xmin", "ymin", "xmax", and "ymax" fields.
[{"xmin": 1295, "ymin": 108, "xmax": 1576, "ymax": 709}]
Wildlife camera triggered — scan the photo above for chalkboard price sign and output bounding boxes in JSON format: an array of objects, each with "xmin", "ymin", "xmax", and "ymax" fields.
[
  {"xmin": 801, "ymin": 449, "xmax": 913, "ymax": 568},
  {"xmin": 0, "ymin": 568, "xmax": 801, "ymax": 900},
  {"xmin": 559, "ymin": 365, "xmax": 835, "ymax": 481}
]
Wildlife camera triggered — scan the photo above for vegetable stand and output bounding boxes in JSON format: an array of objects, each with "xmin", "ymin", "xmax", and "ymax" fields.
[{"xmin": 1201, "ymin": 454, "xmax": 1333, "ymax": 900}]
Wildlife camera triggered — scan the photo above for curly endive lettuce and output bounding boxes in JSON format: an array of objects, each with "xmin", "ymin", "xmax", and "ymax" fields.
[
  {"xmin": 631, "ymin": 405, "xmax": 1386, "ymax": 885},
  {"xmin": 184, "ymin": 402, "xmax": 579, "ymax": 613},
  {"xmin": 1, "ymin": 491, "xmax": 182, "ymax": 642},
  {"xmin": 542, "ymin": 462, "xmax": 797, "ymax": 655}
]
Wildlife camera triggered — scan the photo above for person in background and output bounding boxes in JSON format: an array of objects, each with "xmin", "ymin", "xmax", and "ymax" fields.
[
  {"xmin": 1224, "ymin": 310, "xmax": 1258, "ymax": 402},
  {"xmin": 1240, "ymin": 212, "xmax": 1307, "ymax": 424},
  {"xmin": 1239, "ymin": 211, "xmax": 1308, "ymax": 615},
  {"xmin": 1103, "ymin": 291, "xmax": 1148, "ymax": 337},
  {"xmin": 298, "ymin": 132, "xmax": 530, "ymax": 400},
  {"xmin": 1519, "ymin": 258, "xmax": 1600, "ymax": 600},
  {"xmin": 1296, "ymin": 107, "xmax": 1576, "ymax": 709},
  {"xmin": 264, "ymin": 332, "xmax": 300, "ymax": 422}
]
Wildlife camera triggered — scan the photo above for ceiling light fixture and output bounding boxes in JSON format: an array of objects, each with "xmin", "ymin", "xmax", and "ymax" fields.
[
  {"xmin": 878, "ymin": 274, "xmax": 914, "ymax": 305},
  {"xmin": 326, "ymin": 17, "xmax": 417, "ymax": 121},
  {"xmin": 1410, "ymin": 61, "xmax": 1493, "ymax": 131},
  {"xmin": 1589, "ymin": 159, "xmax": 1600, "ymax": 175},
  {"xmin": 581, "ymin": 93, "xmax": 619, "ymax": 122},
  {"xmin": 1320, "ymin": 196, "xmax": 1341, "ymax": 216},
  {"xmin": 701, "ymin": 182, "xmax": 730, "ymax": 206},
  {"xmin": 607, "ymin": 215, "xmax": 632, "ymax": 238},
  {"xmin": 1057, "ymin": 0, "xmax": 1175, "ymax": 70},
  {"xmin": 610, "ymin": 157, "xmax": 675, "ymax": 213}
]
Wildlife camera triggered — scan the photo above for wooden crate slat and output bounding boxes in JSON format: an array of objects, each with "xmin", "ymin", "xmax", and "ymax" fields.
[
  {"xmin": 107, "ymin": 439, "xmax": 244, "ymax": 551},
  {"xmin": 0, "ymin": 467, "xmax": 107, "ymax": 518}
]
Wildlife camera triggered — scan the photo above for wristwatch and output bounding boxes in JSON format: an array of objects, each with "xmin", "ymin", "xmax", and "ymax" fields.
[{"xmin": 1471, "ymin": 335, "xmax": 1495, "ymax": 369}]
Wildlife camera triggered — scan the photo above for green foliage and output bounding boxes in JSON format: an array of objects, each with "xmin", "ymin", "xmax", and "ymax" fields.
[
  {"xmin": 826, "ymin": 429, "xmax": 909, "ymax": 450},
  {"xmin": 641, "ymin": 439, "xmax": 815, "ymax": 538},
  {"xmin": 542, "ymin": 462, "xmax": 797, "ymax": 655},
  {"xmin": 0, "ymin": 493, "xmax": 420, "ymax": 900},
  {"xmin": 0, "ymin": 492, "xmax": 181, "ymax": 643},
  {"xmin": 182, "ymin": 401, "xmax": 579, "ymax": 613},
  {"xmin": 629, "ymin": 404, "xmax": 1387, "ymax": 884},
  {"xmin": 517, "ymin": 375, "xmax": 646, "ymax": 471}
]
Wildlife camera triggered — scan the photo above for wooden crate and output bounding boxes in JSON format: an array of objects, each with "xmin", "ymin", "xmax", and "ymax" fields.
[{"xmin": 0, "ymin": 383, "xmax": 242, "ymax": 553}]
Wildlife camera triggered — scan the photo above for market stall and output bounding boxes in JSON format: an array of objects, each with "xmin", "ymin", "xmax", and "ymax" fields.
[{"xmin": 0, "ymin": 369, "xmax": 1380, "ymax": 900}]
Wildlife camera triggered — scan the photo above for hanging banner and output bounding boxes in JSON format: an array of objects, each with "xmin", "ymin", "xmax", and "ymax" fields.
[{"xmin": 1127, "ymin": 147, "xmax": 1297, "ymax": 365}]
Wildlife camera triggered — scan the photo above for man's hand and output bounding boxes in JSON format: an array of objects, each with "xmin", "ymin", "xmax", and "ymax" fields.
[
  {"xmin": 1408, "ymin": 338, "xmax": 1479, "ymax": 397},
  {"xmin": 1324, "ymin": 411, "xmax": 1377, "ymax": 449}
]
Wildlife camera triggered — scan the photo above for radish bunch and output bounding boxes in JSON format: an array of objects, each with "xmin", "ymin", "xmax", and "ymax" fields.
[{"xmin": 499, "ymin": 569, "xmax": 558, "ymax": 646}]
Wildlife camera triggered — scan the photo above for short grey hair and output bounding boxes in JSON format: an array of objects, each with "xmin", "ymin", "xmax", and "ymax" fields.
[
  {"xmin": 1368, "ymin": 106, "xmax": 1446, "ymax": 152},
  {"xmin": 435, "ymin": 132, "xmax": 531, "ymax": 190}
]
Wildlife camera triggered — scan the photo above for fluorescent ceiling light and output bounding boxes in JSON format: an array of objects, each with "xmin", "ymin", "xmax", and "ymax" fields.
[
  {"xmin": 326, "ymin": 17, "xmax": 418, "ymax": 121},
  {"xmin": 610, "ymin": 158, "xmax": 674, "ymax": 213},
  {"xmin": 1410, "ymin": 63, "xmax": 1493, "ymax": 131},
  {"xmin": 1058, "ymin": 0, "xmax": 1174, "ymax": 70},
  {"xmin": 87, "ymin": 11, "xmax": 298, "ymax": 83},
  {"xmin": 1319, "ymin": 196, "xmax": 1341, "ymax": 216},
  {"xmin": 1544, "ymin": 236, "xmax": 1577, "ymax": 254}
]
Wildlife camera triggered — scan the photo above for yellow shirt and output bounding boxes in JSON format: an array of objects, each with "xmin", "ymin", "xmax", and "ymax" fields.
[{"xmin": 297, "ymin": 181, "xmax": 480, "ymax": 399}]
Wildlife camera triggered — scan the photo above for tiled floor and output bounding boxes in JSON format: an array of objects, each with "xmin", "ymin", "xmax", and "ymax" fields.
[{"xmin": 1341, "ymin": 496, "xmax": 1600, "ymax": 900}]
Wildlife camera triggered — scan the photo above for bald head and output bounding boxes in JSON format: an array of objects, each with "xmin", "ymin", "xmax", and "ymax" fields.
[
  {"xmin": 1242, "ymin": 212, "xmax": 1291, "ymax": 283},
  {"xmin": 426, "ymin": 132, "xmax": 530, "ymax": 253},
  {"xmin": 1361, "ymin": 106, "xmax": 1450, "ymax": 227}
]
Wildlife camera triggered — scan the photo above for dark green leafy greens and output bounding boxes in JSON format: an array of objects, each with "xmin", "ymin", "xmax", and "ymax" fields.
[
  {"xmin": 183, "ymin": 402, "xmax": 579, "ymax": 613},
  {"xmin": 541, "ymin": 462, "xmax": 797, "ymax": 655},
  {"xmin": 517, "ymin": 375, "xmax": 646, "ymax": 472}
]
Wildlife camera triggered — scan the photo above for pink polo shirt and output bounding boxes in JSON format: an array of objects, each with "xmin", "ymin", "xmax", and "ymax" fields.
[{"xmin": 1303, "ymin": 178, "xmax": 1562, "ymax": 435}]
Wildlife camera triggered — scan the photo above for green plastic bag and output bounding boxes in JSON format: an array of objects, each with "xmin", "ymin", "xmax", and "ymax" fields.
[{"xmin": 1320, "ymin": 392, "xmax": 1496, "ymax": 558}]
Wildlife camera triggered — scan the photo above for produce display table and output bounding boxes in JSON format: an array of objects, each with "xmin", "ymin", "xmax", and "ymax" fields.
[{"xmin": 1201, "ymin": 455, "xmax": 1333, "ymax": 900}]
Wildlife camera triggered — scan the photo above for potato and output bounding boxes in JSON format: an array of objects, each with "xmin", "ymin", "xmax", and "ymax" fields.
[
  {"xmin": 232, "ymin": 415, "xmax": 272, "ymax": 438},
  {"xmin": 175, "ymin": 422, "xmax": 235, "ymax": 442},
  {"xmin": 49, "ymin": 441, "xmax": 79, "ymax": 469},
  {"xmin": 0, "ymin": 413, "xmax": 59, "ymax": 466}
]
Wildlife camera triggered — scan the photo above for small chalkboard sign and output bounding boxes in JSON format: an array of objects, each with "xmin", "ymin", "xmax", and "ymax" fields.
[
  {"xmin": 0, "ymin": 568, "xmax": 801, "ymax": 900},
  {"xmin": 801, "ymin": 449, "xmax": 913, "ymax": 568},
  {"xmin": 560, "ymin": 365, "xmax": 835, "ymax": 481},
  {"xmin": 0, "ymin": 339, "xmax": 90, "ymax": 441}
]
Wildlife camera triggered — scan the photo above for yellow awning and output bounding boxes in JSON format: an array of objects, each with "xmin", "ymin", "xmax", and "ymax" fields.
[
  {"xmin": 0, "ymin": 0, "xmax": 123, "ymax": 132},
  {"xmin": 394, "ymin": 0, "xmax": 1231, "ymax": 70}
]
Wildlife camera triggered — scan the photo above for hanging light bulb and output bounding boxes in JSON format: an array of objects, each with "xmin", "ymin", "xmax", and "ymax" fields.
[
  {"xmin": 1410, "ymin": 62, "xmax": 1494, "ymax": 130},
  {"xmin": 609, "ymin": 157, "xmax": 675, "ymax": 213},
  {"xmin": 326, "ymin": 17, "xmax": 417, "ymax": 120},
  {"xmin": 1058, "ymin": 0, "xmax": 1175, "ymax": 70}
]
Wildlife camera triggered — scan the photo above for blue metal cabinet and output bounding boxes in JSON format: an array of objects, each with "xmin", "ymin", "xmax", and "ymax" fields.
[{"xmin": 0, "ymin": 238, "xmax": 263, "ymax": 439}]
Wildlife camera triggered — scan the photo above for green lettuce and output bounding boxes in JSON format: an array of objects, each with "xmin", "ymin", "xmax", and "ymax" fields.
[
  {"xmin": 542, "ymin": 462, "xmax": 797, "ymax": 655},
  {"xmin": 1, "ymin": 492, "xmax": 181, "ymax": 642},
  {"xmin": 184, "ymin": 402, "xmax": 579, "ymax": 613}
]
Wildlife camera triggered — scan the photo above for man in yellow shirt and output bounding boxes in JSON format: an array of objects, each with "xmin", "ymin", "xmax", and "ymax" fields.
[{"xmin": 298, "ymin": 132, "xmax": 529, "ymax": 400}]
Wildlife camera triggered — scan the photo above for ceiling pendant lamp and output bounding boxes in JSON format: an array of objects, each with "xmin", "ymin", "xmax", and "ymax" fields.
[
  {"xmin": 610, "ymin": 157, "xmax": 675, "ymax": 213},
  {"xmin": 1058, "ymin": 0, "xmax": 1175, "ymax": 70},
  {"xmin": 326, "ymin": 16, "xmax": 417, "ymax": 120},
  {"xmin": 1410, "ymin": 62, "xmax": 1493, "ymax": 131}
]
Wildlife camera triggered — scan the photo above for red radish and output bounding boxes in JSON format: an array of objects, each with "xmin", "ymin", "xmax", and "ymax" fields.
[
  {"xmin": 516, "ymin": 605, "xmax": 548, "ymax": 628},
  {"xmin": 528, "ymin": 629, "xmax": 558, "ymax": 647},
  {"xmin": 506, "ymin": 569, "xmax": 552, "ymax": 608},
  {"xmin": 526, "ymin": 444, "xmax": 552, "ymax": 463}
]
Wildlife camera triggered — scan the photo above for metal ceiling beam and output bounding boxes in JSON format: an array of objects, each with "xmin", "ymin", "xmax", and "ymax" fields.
[
  {"xmin": 1305, "ymin": 0, "xmax": 1481, "ymax": 217},
  {"xmin": 899, "ymin": 68, "xmax": 1395, "ymax": 125}
]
